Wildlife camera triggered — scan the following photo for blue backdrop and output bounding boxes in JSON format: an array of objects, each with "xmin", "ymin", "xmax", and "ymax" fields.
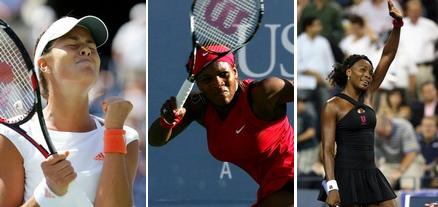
[{"xmin": 148, "ymin": 0, "xmax": 293, "ymax": 206}]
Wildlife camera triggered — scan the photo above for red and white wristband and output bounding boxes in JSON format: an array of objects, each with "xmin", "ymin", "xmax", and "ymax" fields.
[
  {"xmin": 159, "ymin": 114, "xmax": 183, "ymax": 129},
  {"xmin": 160, "ymin": 116, "xmax": 176, "ymax": 129},
  {"xmin": 34, "ymin": 179, "xmax": 95, "ymax": 207},
  {"xmin": 34, "ymin": 178, "xmax": 64, "ymax": 206}
]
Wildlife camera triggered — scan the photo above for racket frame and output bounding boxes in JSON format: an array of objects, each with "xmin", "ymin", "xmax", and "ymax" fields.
[
  {"xmin": 0, "ymin": 19, "xmax": 56, "ymax": 158},
  {"xmin": 176, "ymin": 0, "xmax": 264, "ymax": 109}
]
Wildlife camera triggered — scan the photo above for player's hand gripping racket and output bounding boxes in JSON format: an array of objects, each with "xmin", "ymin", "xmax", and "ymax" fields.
[
  {"xmin": 0, "ymin": 19, "xmax": 56, "ymax": 158},
  {"xmin": 176, "ymin": 0, "xmax": 264, "ymax": 109}
]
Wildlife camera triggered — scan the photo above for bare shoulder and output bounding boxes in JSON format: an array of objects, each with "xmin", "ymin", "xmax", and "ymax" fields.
[
  {"xmin": 0, "ymin": 134, "xmax": 22, "ymax": 163},
  {"xmin": 259, "ymin": 76, "xmax": 290, "ymax": 85},
  {"xmin": 251, "ymin": 77, "xmax": 293, "ymax": 107},
  {"xmin": 323, "ymin": 96, "xmax": 353, "ymax": 117},
  {"xmin": 253, "ymin": 77, "xmax": 292, "ymax": 92},
  {"xmin": 323, "ymin": 96, "xmax": 342, "ymax": 111},
  {"xmin": 326, "ymin": 96, "xmax": 337, "ymax": 104}
]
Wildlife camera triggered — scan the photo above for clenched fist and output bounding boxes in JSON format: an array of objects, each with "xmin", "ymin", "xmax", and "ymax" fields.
[{"xmin": 102, "ymin": 97, "xmax": 133, "ymax": 129}]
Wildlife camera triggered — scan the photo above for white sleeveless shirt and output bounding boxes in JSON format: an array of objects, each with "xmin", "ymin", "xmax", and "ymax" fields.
[{"xmin": 0, "ymin": 115, "xmax": 139, "ymax": 204}]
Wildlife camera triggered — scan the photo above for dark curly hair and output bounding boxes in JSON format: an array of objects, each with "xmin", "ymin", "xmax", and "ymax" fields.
[{"xmin": 327, "ymin": 54, "xmax": 373, "ymax": 88}]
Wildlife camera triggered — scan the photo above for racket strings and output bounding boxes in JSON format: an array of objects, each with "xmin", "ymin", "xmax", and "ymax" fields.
[
  {"xmin": 0, "ymin": 35, "xmax": 34, "ymax": 115},
  {"xmin": 194, "ymin": 10, "xmax": 256, "ymax": 49},
  {"xmin": 193, "ymin": 0, "xmax": 260, "ymax": 51},
  {"xmin": 0, "ymin": 29, "xmax": 35, "ymax": 123}
]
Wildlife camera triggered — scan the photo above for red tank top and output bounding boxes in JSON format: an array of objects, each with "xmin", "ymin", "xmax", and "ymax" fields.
[{"xmin": 204, "ymin": 79, "xmax": 294, "ymax": 203}]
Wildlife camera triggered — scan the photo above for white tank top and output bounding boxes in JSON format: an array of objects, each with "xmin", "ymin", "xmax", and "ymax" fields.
[{"xmin": 0, "ymin": 115, "xmax": 139, "ymax": 204}]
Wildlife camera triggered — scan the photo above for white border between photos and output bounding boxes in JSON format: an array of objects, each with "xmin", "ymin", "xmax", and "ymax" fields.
[
  {"xmin": 293, "ymin": 0, "xmax": 298, "ymax": 205},
  {"xmin": 145, "ymin": 0, "xmax": 149, "ymax": 206}
]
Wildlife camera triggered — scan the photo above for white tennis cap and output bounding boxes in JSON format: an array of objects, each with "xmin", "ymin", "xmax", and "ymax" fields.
[{"xmin": 33, "ymin": 15, "xmax": 108, "ymax": 80}]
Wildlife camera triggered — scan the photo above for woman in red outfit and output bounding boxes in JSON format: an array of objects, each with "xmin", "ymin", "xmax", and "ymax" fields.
[{"xmin": 149, "ymin": 47, "xmax": 294, "ymax": 207}]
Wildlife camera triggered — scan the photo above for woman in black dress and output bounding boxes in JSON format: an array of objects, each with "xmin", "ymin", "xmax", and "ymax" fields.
[{"xmin": 318, "ymin": 0, "xmax": 403, "ymax": 206}]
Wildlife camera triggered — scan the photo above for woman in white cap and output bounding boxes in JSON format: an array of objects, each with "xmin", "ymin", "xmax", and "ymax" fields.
[{"xmin": 0, "ymin": 16, "xmax": 139, "ymax": 206}]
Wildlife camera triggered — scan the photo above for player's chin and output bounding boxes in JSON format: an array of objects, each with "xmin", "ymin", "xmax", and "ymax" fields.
[
  {"xmin": 76, "ymin": 62, "xmax": 99, "ymax": 72},
  {"xmin": 209, "ymin": 95, "xmax": 232, "ymax": 107},
  {"xmin": 75, "ymin": 71, "xmax": 99, "ymax": 85},
  {"xmin": 77, "ymin": 66, "xmax": 99, "ymax": 77},
  {"xmin": 357, "ymin": 83, "xmax": 369, "ymax": 91}
]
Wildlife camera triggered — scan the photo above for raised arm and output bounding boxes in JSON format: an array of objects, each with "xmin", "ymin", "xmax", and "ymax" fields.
[
  {"xmin": 369, "ymin": 0, "xmax": 403, "ymax": 91},
  {"xmin": 321, "ymin": 100, "xmax": 341, "ymax": 207},
  {"xmin": 95, "ymin": 98, "xmax": 138, "ymax": 207}
]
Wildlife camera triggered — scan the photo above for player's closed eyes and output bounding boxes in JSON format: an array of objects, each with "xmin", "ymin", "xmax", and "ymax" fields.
[
  {"xmin": 64, "ymin": 44, "xmax": 97, "ymax": 54},
  {"xmin": 65, "ymin": 44, "xmax": 80, "ymax": 50}
]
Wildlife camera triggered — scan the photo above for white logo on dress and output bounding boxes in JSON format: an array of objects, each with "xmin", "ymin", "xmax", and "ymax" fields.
[{"xmin": 236, "ymin": 124, "xmax": 246, "ymax": 134}]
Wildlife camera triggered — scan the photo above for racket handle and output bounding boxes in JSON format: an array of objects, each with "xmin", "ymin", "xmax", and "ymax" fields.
[{"xmin": 176, "ymin": 78, "xmax": 194, "ymax": 109}]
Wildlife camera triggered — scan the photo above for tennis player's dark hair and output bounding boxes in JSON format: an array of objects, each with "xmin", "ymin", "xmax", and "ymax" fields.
[
  {"xmin": 328, "ymin": 54, "xmax": 373, "ymax": 88},
  {"xmin": 34, "ymin": 32, "xmax": 54, "ymax": 99}
]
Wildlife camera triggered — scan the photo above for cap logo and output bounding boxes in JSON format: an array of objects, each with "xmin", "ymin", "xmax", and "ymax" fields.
[{"xmin": 188, "ymin": 45, "xmax": 234, "ymax": 75}]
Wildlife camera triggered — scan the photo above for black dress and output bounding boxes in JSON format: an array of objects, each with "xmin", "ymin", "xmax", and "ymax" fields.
[{"xmin": 317, "ymin": 93, "xmax": 396, "ymax": 206}]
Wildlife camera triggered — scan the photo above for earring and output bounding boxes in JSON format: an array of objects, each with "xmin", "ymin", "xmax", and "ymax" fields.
[
  {"xmin": 348, "ymin": 76, "xmax": 351, "ymax": 80},
  {"xmin": 40, "ymin": 67, "xmax": 50, "ymax": 73}
]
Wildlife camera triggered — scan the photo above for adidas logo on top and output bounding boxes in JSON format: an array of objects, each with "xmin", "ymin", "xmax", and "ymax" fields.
[{"xmin": 94, "ymin": 152, "xmax": 105, "ymax": 160}]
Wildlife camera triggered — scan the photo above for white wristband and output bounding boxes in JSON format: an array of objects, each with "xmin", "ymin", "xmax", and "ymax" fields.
[
  {"xmin": 322, "ymin": 180, "xmax": 339, "ymax": 193},
  {"xmin": 33, "ymin": 179, "xmax": 64, "ymax": 206},
  {"xmin": 34, "ymin": 178, "xmax": 94, "ymax": 207}
]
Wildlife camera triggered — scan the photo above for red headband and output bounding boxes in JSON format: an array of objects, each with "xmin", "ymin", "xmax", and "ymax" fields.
[{"xmin": 187, "ymin": 45, "xmax": 235, "ymax": 75}]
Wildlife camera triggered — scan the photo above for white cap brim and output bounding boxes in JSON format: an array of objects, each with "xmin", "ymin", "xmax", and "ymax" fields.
[{"xmin": 33, "ymin": 15, "xmax": 108, "ymax": 80}]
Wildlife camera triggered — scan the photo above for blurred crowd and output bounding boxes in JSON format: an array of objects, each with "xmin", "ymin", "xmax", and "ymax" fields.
[
  {"xmin": 0, "ymin": 0, "xmax": 146, "ymax": 206},
  {"xmin": 297, "ymin": 0, "xmax": 438, "ymax": 198}
]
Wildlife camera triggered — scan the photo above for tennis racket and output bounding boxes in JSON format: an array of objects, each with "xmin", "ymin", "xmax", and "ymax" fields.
[
  {"xmin": 0, "ymin": 19, "xmax": 56, "ymax": 158},
  {"xmin": 176, "ymin": 0, "xmax": 264, "ymax": 109}
]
